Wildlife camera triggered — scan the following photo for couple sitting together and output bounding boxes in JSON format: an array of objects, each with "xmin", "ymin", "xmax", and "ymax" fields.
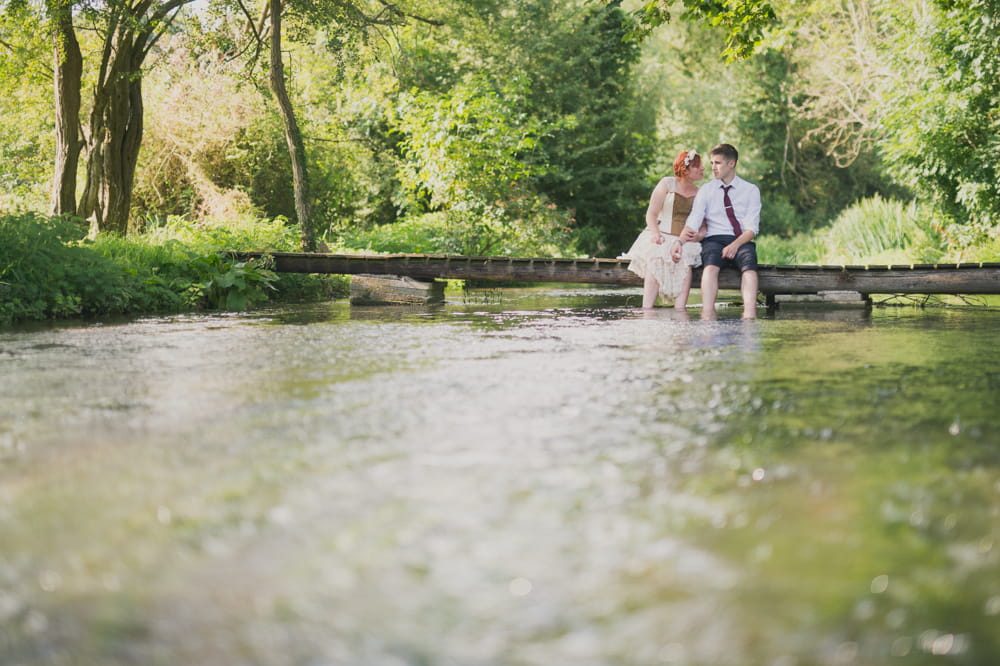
[{"xmin": 621, "ymin": 143, "xmax": 760, "ymax": 319}]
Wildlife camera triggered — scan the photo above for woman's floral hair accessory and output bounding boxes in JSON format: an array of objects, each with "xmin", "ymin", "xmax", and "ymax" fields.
[{"xmin": 673, "ymin": 149, "xmax": 700, "ymax": 177}]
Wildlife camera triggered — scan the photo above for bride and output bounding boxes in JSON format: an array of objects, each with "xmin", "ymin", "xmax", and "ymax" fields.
[{"xmin": 621, "ymin": 150, "xmax": 706, "ymax": 309}]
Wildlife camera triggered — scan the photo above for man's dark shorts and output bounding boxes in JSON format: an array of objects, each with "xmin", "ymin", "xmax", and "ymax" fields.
[{"xmin": 701, "ymin": 235, "xmax": 758, "ymax": 272}]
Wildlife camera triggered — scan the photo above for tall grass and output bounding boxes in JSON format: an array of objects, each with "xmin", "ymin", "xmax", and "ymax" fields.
[{"xmin": 757, "ymin": 196, "xmax": 946, "ymax": 265}]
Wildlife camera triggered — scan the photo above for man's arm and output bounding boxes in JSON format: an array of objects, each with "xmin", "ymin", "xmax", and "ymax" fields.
[
  {"xmin": 722, "ymin": 184, "xmax": 761, "ymax": 258},
  {"xmin": 742, "ymin": 183, "xmax": 761, "ymax": 236},
  {"xmin": 684, "ymin": 187, "xmax": 708, "ymax": 234}
]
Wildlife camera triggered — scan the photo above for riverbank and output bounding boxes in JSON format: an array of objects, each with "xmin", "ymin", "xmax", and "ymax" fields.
[
  {"xmin": 0, "ymin": 213, "xmax": 348, "ymax": 326},
  {"xmin": 3, "ymin": 205, "xmax": 998, "ymax": 327}
]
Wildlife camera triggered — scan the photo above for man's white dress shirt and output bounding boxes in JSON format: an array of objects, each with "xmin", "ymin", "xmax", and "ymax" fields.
[{"xmin": 684, "ymin": 175, "xmax": 761, "ymax": 238}]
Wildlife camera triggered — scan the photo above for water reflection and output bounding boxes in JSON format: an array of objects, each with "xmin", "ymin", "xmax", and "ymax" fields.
[{"xmin": 1, "ymin": 290, "xmax": 998, "ymax": 665}]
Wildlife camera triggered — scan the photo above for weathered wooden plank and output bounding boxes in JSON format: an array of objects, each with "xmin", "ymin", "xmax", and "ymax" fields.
[{"xmin": 234, "ymin": 252, "xmax": 1000, "ymax": 295}]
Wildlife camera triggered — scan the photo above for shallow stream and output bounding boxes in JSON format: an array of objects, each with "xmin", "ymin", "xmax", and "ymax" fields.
[{"xmin": 2, "ymin": 287, "xmax": 999, "ymax": 665}]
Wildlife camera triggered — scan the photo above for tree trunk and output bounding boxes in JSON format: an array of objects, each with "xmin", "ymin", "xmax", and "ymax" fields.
[
  {"xmin": 70, "ymin": 0, "xmax": 190, "ymax": 236},
  {"xmin": 269, "ymin": 0, "xmax": 316, "ymax": 251},
  {"xmin": 79, "ymin": 41, "xmax": 145, "ymax": 236},
  {"xmin": 50, "ymin": 4, "xmax": 83, "ymax": 218}
]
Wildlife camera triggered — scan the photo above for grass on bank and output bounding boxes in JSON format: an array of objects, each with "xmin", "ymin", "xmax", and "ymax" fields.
[
  {"xmin": 757, "ymin": 195, "xmax": 997, "ymax": 265},
  {"xmin": 0, "ymin": 214, "xmax": 347, "ymax": 326}
]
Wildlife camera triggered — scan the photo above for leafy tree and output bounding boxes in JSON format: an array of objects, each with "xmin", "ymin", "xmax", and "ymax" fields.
[
  {"xmin": 633, "ymin": 0, "xmax": 777, "ymax": 60},
  {"xmin": 881, "ymin": 0, "xmax": 1000, "ymax": 248},
  {"xmin": 221, "ymin": 0, "xmax": 451, "ymax": 249},
  {"xmin": 376, "ymin": 0, "xmax": 656, "ymax": 255},
  {"xmin": 0, "ymin": 6, "xmax": 53, "ymax": 212},
  {"xmin": 62, "ymin": 0, "xmax": 195, "ymax": 235},
  {"xmin": 737, "ymin": 46, "xmax": 904, "ymax": 235},
  {"xmin": 134, "ymin": 32, "xmax": 291, "ymax": 222},
  {"xmin": 527, "ymin": 1, "xmax": 653, "ymax": 255}
]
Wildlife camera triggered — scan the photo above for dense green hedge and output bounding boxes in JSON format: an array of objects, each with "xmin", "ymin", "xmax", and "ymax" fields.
[{"xmin": 0, "ymin": 214, "xmax": 347, "ymax": 326}]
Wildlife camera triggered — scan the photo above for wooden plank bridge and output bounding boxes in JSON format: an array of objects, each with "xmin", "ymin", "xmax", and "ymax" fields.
[{"xmin": 237, "ymin": 252, "xmax": 1000, "ymax": 300}]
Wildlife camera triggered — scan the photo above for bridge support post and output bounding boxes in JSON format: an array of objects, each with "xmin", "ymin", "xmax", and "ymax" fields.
[
  {"xmin": 349, "ymin": 274, "xmax": 445, "ymax": 305},
  {"xmin": 771, "ymin": 291, "xmax": 871, "ymax": 309}
]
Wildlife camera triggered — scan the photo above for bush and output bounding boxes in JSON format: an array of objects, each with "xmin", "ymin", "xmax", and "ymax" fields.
[
  {"xmin": 817, "ymin": 196, "xmax": 944, "ymax": 265},
  {"xmin": 1, "ymin": 214, "xmax": 346, "ymax": 325},
  {"xmin": 334, "ymin": 201, "xmax": 580, "ymax": 258},
  {"xmin": 756, "ymin": 233, "xmax": 826, "ymax": 265},
  {"xmin": 0, "ymin": 213, "xmax": 138, "ymax": 324}
]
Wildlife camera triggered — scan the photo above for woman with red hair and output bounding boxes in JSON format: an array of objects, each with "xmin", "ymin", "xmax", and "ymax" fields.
[{"xmin": 621, "ymin": 149, "xmax": 706, "ymax": 309}]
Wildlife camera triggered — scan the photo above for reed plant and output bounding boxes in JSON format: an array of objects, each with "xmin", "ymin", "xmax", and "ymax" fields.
[
  {"xmin": 758, "ymin": 197, "xmax": 945, "ymax": 265},
  {"xmin": 817, "ymin": 196, "xmax": 944, "ymax": 265}
]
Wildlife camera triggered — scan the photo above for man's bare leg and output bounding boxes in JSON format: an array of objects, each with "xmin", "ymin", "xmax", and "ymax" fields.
[
  {"xmin": 700, "ymin": 265, "xmax": 720, "ymax": 320},
  {"xmin": 741, "ymin": 270, "xmax": 759, "ymax": 319}
]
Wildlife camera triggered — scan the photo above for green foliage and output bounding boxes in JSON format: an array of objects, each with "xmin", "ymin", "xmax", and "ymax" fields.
[
  {"xmin": 526, "ymin": 1, "xmax": 653, "ymax": 255},
  {"xmin": 3, "ymin": 0, "xmax": 999, "ymax": 267},
  {"xmin": 756, "ymin": 196, "xmax": 945, "ymax": 265},
  {"xmin": 134, "ymin": 35, "xmax": 294, "ymax": 223},
  {"xmin": 1, "ymin": 213, "xmax": 342, "ymax": 325},
  {"xmin": 187, "ymin": 254, "xmax": 278, "ymax": 311},
  {"xmin": 755, "ymin": 230, "xmax": 827, "ymax": 265},
  {"xmin": 0, "ymin": 214, "xmax": 138, "ymax": 324},
  {"xmin": 313, "ymin": 0, "xmax": 653, "ymax": 256},
  {"xmin": 393, "ymin": 75, "xmax": 549, "ymax": 215},
  {"xmin": 736, "ymin": 48, "xmax": 906, "ymax": 235},
  {"xmin": 0, "ymin": 7, "xmax": 56, "ymax": 213},
  {"xmin": 880, "ymin": 0, "xmax": 1000, "ymax": 246},
  {"xmin": 632, "ymin": 0, "xmax": 778, "ymax": 60},
  {"xmin": 335, "ymin": 196, "xmax": 578, "ymax": 257}
]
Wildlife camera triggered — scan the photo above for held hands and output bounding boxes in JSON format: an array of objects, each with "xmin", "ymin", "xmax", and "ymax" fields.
[{"xmin": 678, "ymin": 227, "xmax": 699, "ymax": 243}]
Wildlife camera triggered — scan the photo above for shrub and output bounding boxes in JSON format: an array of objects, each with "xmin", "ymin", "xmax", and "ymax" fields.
[
  {"xmin": 0, "ymin": 213, "xmax": 137, "ymax": 324},
  {"xmin": 333, "ymin": 197, "xmax": 580, "ymax": 258},
  {"xmin": 818, "ymin": 196, "xmax": 944, "ymax": 264},
  {"xmin": 1, "ymin": 214, "xmax": 346, "ymax": 325}
]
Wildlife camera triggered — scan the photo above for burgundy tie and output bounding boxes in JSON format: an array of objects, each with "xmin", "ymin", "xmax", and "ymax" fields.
[{"xmin": 722, "ymin": 185, "xmax": 743, "ymax": 236}]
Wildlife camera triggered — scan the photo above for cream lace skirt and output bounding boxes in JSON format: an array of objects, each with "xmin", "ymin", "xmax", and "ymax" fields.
[{"xmin": 620, "ymin": 230, "xmax": 702, "ymax": 300}]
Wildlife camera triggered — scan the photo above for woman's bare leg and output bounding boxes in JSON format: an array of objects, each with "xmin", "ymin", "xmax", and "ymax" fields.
[
  {"xmin": 643, "ymin": 273, "xmax": 660, "ymax": 309},
  {"xmin": 674, "ymin": 268, "xmax": 693, "ymax": 309}
]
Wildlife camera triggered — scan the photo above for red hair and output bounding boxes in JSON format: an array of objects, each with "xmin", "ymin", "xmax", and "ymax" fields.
[{"xmin": 673, "ymin": 150, "xmax": 701, "ymax": 178}]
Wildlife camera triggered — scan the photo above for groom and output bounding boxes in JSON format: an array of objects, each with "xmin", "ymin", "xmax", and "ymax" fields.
[{"xmin": 679, "ymin": 143, "xmax": 760, "ymax": 319}]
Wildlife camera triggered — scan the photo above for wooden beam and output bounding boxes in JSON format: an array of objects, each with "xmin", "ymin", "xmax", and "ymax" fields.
[{"xmin": 234, "ymin": 252, "xmax": 1000, "ymax": 295}]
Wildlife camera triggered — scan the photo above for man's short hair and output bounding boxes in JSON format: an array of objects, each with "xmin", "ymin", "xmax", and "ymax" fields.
[{"xmin": 710, "ymin": 143, "xmax": 739, "ymax": 163}]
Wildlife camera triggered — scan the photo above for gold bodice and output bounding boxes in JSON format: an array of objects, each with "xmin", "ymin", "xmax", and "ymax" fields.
[{"xmin": 666, "ymin": 193, "xmax": 695, "ymax": 236}]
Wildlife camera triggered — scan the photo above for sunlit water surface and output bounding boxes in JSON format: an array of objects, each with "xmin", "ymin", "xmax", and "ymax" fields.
[{"xmin": 2, "ymin": 287, "xmax": 999, "ymax": 666}]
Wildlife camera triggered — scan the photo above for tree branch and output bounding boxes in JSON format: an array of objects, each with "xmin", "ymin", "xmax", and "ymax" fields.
[{"xmin": 376, "ymin": 0, "xmax": 443, "ymax": 27}]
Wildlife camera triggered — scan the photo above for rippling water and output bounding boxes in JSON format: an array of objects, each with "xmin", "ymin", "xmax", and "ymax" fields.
[{"xmin": 2, "ymin": 287, "xmax": 999, "ymax": 666}]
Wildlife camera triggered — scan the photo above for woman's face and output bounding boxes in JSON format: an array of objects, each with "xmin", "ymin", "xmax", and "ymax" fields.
[{"xmin": 686, "ymin": 161, "xmax": 705, "ymax": 181}]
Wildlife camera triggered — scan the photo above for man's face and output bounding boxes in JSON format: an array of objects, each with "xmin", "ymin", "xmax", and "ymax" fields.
[{"xmin": 711, "ymin": 155, "xmax": 736, "ymax": 182}]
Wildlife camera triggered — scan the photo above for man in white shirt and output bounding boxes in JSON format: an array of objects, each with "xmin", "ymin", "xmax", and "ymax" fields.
[{"xmin": 679, "ymin": 144, "xmax": 760, "ymax": 319}]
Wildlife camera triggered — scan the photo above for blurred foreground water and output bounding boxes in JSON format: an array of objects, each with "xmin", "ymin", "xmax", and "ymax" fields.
[{"xmin": 1, "ymin": 287, "xmax": 999, "ymax": 666}]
